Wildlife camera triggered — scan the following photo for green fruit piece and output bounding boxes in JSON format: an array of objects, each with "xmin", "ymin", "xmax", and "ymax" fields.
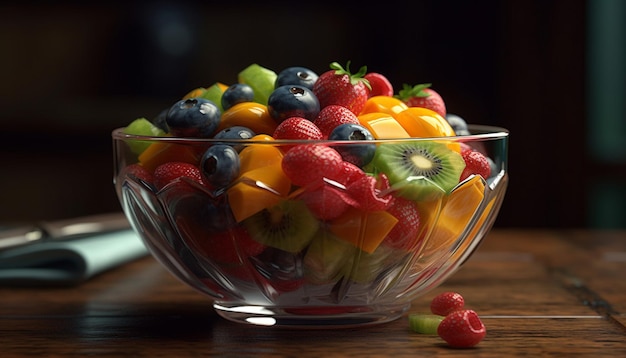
[
  {"xmin": 373, "ymin": 141, "xmax": 465, "ymax": 201},
  {"xmin": 200, "ymin": 82, "xmax": 227, "ymax": 112},
  {"xmin": 303, "ymin": 230, "xmax": 356, "ymax": 284},
  {"xmin": 238, "ymin": 64, "xmax": 277, "ymax": 105},
  {"xmin": 408, "ymin": 314, "xmax": 444, "ymax": 334},
  {"xmin": 343, "ymin": 244, "xmax": 394, "ymax": 284},
  {"xmin": 243, "ymin": 200, "xmax": 319, "ymax": 253},
  {"xmin": 123, "ymin": 118, "xmax": 166, "ymax": 155}
]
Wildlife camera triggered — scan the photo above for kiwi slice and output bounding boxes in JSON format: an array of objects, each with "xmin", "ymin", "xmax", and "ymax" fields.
[
  {"xmin": 373, "ymin": 141, "xmax": 465, "ymax": 201},
  {"xmin": 303, "ymin": 231, "xmax": 356, "ymax": 285},
  {"xmin": 238, "ymin": 64, "xmax": 277, "ymax": 105},
  {"xmin": 243, "ymin": 200, "xmax": 319, "ymax": 253},
  {"xmin": 123, "ymin": 118, "xmax": 166, "ymax": 155}
]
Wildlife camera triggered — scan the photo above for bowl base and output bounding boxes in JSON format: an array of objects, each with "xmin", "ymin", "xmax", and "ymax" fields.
[{"xmin": 212, "ymin": 302, "xmax": 411, "ymax": 328}]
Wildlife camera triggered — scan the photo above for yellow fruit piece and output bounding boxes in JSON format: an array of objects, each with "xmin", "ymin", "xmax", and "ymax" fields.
[
  {"xmin": 420, "ymin": 175, "xmax": 486, "ymax": 256},
  {"xmin": 183, "ymin": 87, "xmax": 207, "ymax": 99},
  {"xmin": 227, "ymin": 143, "xmax": 291, "ymax": 222},
  {"xmin": 227, "ymin": 163, "xmax": 292, "ymax": 222},
  {"xmin": 218, "ymin": 102, "xmax": 278, "ymax": 136},
  {"xmin": 137, "ymin": 142, "xmax": 199, "ymax": 173},
  {"xmin": 395, "ymin": 107, "xmax": 456, "ymax": 138},
  {"xmin": 329, "ymin": 207, "xmax": 399, "ymax": 253},
  {"xmin": 360, "ymin": 96, "xmax": 409, "ymax": 117},
  {"xmin": 358, "ymin": 112, "xmax": 411, "ymax": 139},
  {"xmin": 238, "ymin": 139, "xmax": 282, "ymax": 172}
]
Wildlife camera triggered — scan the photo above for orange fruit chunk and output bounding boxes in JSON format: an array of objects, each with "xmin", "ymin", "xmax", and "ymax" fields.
[
  {"xmin": 227, "ymin": 163, "xmax": 292, "ymax": 222},
  {"xmin": 329, "ymin": 207, "xmax": 398, "ymax": 253},
  {"xmin": 360, "ymin": 96, "xmax": 409, "ymax": 117},
  {"xmin": 420, "ymin": 175, "xmax": 486, "ymax": 257},
  {"xmin": 357, "ymin": 112, "xmax": 411, "ymax": 139},
  {"xmin": 394, "ymin": 107, "xmax": 456, "ymax": 137},
  {"xmin": 227, "ymin": 141, "xmax": 291, "ymax": 222},
  {"xmin": 218, "ymin": 102, "xmax": 278, "ymax": 136},
  {"xmin": 138, "ymin": 142, "xmax": 199, "ymax": 173}
]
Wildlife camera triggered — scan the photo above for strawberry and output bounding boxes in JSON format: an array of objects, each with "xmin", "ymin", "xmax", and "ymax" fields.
[
  {"xmin": 153, "ymin": 161, "xmax": 204, "ymax": 190},
  {"xmin": 281, "ymin": 144, "xmax": 344, "ymax": 187},
  {"xmin": 299, "ymin": 185, "xmax": 354, "ymax": 220},
  {"xmin": 345, "ymin": 172, "xmax": 394, "ymax": 211},
  {"xmin": 313, "ymin": 104, "xmax": 360, "ymax": 138},
  {"xmin": 460, "ymin": 149, "xmax": 492, "ymax": 182},
  {"xmin": 382, "ymin": 197, "xmax": 421, "ymax": 251},
  {"xmin": 397, "ymin": 83, "xmax": 447, "ymax": 117},
  {"xmin": 122, "ymin": 163, "xmax": 154, "ymax": 185},
  {"xmin": 312, "ymin": 61, "xmax": 370, "ymax": 115},
  {"xmin": 430, "ymin": 291, "xmax": 465, "ymax": 316},
  {"xmin": 437, "ymin": 309, "xmax": 486, "ymax": 348},
  {"xmin": 273, "ymin": 116, "xmax": 323, "ymax": 141},
  {"xmin": 194, "ymin": 226, "xmax": 266, "ymax": 264},
  {"xmin": 364, "ymin": 72, "xmax": 394, "ymax": 97}
]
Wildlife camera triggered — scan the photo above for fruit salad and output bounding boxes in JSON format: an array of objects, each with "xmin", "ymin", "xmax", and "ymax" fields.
[{"xmin": 114, "ymin": 61, "xmax": 507, "ymax": 314}]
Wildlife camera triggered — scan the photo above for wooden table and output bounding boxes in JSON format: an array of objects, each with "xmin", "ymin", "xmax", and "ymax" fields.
[{"xmin": 1, "ymin": 229, "xmax": 625, "ymax": 357}]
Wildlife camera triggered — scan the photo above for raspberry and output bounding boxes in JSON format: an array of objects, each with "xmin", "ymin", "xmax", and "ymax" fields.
[
  {"xmin": 313, "ymin": 105, "xmax": 360, "ymax": 138},
  {"xmin": 153, "ymin": 161, "xmax": 204, "ymax": 190},
  {"xmin": 437, "ymin": 309, "xmax": 486, "ymax": 348},
  {"xmin": 460, "ymin": 149, "xmax": 492, "ymax": 182},
  {"xmin": 273, "ymin": 116, "xmax": 323, "ymax": 141},
  {"xmin": 281, "ymin": 144, "xmax": 343, "ymax": 187}
]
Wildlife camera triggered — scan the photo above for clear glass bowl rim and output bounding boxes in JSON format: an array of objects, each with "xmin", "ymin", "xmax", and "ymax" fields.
[{"xmin": 112, "ymin": 124, "xmax": 509, "ymax": 145}]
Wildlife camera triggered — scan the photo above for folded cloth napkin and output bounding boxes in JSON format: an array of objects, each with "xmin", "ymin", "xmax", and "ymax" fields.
[{"xmin": 0, "ymin": 229, "xmax": 148, "ymax": 286}]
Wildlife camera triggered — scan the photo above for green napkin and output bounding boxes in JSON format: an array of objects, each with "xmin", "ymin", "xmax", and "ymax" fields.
[{"xmin": 0, "ymin": 229, "xmax": 148, "ymax": 286}]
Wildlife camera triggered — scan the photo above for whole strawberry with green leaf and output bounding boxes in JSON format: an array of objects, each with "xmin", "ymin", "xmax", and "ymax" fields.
[
  {"xmin": 312, "ymin": 61, "xmax": 371, "ymax": 115},
  {"xmin": 396, "ymin": 83, "xmax": 447, "ymax": 117}
]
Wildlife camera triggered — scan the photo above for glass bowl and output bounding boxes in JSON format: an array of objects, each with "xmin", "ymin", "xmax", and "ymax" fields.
[{"xmin": 112, "ymin": 124, "xmax": 508, "ymax": 328}]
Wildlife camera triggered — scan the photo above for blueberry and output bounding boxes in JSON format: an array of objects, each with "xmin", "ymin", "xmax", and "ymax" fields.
[
  {"xmin": 328, "ymin": 123, "xmax": 376, "ymax": 167},
  {"xmin": 445, "ymin": 113, "xmax": 471, "ymax": 135},
  {"xmin": 275, "ymin": 66, "xmax": 319, "ymax": 90},
  {"xmin": 200, "ymin": 144, "xmax": 240, "ymax": 188},
  {"xmin": 213, "ymin": 126, "xmax": 256, "ymax": 152},
  {"xmin": 267, "ymin": 85, "xmax": 320, "ymax": 122},
  {"xmin": 221, "ymin": 83, "xmax": 255, "ymax": 111},
  {"xmin": 166, "ymin": 98, "xmax": 221, "ymax": 138}
]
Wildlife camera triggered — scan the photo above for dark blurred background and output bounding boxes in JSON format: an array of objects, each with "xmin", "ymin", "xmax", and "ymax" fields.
[{"xmin": 1, "ymin": 0, "xmax": 624, "ymax": 228}]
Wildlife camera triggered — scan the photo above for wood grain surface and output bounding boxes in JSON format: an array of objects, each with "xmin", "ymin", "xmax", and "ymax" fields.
[{"xmin": 1, "ymin": 229, "xmax": 625, "ymax": 357}]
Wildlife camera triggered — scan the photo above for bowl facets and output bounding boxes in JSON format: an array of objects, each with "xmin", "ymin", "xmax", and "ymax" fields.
[{"xmin": 112, "ymin": 125, "xmax": 508, "ymax": 327}]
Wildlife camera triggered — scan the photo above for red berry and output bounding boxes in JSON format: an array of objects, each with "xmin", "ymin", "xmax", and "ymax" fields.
[
  {"xmin": 430, "ymin": 291, "xmax": 465, "ymax": 316},
  {"xmin": 382, "ymin": 197, "xmax": 421, "ymax": 251},
  {"xmin": 345, "ymin": 173, "xmax": 394, "ymax": 211},
  {"xmin": 329, "ymin": 160, "xmax": 366, "ymax": 186},
  {"xmin": 299, "ymin": 185, "xmax": 354, "ymax": 220},
  {"xmin": 122, "ymin": 163, "xmax": 154, "ymax": 185},
  {"xmin": 437, "ymin": 309, "xmax": 486, "ymax": 348},
  {"xmin": 313, "ymin": 61, "xmax": 369, "ymax": 115},
  {"xmin": 313, "ymin": 105, "xmax": 360, "ymax": 138},
  {"xmin": 195, "ymin": 226, "xmax": 266, "ymax": 264},
  {"xmin": 281, "ymin": 144, "xmax": 344, "ymax": 187},
  {"xmin": 397, "ymin": 83, "xmax": 447, "ymax": 117},
  {"xmin": 364, "ymin": 72, "xmax": 394, "ymax": 97},
  {"xmin": 273, "ymin": 116, "xmax": 323, "ymax": 141},
  {"xmin": 460, "ymin": 149, "xmax": 492, "ymax": 181},
  {"xmin": 153, "ymin": 161, "xmax": 204, "ymax": 190}
]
